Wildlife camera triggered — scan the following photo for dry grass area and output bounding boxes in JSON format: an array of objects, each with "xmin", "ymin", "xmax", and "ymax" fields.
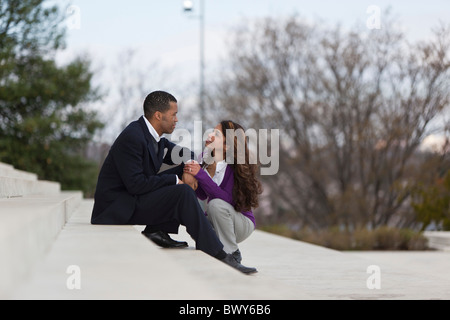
[{"xmin": 259, "ymin": 225, "xmax": 430, "ymax": 251}]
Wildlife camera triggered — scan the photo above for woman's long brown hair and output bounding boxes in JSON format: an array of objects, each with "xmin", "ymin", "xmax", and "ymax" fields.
[{"xmin": 220, "ymin": 120, "xmax": 263, "ymax": 212}]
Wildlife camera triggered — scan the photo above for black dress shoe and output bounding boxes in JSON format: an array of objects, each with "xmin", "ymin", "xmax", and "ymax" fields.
[
  {"xmin": 220, "ymin": 254, "xmax": 258, "ymax": 275},
  {"xmin": 142, "ymin": 230, "xmax": 188, "ymax": 248}
]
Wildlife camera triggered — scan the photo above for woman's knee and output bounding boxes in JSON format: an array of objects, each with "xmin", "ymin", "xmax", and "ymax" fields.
[{"xmin": 207, "ymin": 199, "xmax": 232, "ymax": 218}]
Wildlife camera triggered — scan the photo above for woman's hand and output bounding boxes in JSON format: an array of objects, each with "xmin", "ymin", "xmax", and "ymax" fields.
[{"xmin": 183, "ymin": 162, "xmax": 201, "ymax": 176}]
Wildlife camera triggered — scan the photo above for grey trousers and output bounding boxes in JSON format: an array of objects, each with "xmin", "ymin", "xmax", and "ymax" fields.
[{"xmin": 205, "ymin": 199, "xmax": 255, "ymax": 254}]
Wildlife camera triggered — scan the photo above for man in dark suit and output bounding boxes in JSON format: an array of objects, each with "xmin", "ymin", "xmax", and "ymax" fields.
[{"xmin": 91, "ymin": 91, "xmax": 256, "ymax": 274}]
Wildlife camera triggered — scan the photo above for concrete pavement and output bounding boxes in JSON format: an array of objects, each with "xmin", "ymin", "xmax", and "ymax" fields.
[
  {"xmin": 239, "ymin": 228, "xmax": 450, "ymax": 299},
  {"xmin": 9, "ymin": 199, "xmax": 450, "ymax": 300}
]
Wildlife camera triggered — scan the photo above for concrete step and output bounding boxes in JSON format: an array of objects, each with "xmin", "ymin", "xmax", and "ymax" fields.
[
  {"xmin": 0, "ymin": 191, "xmax": 83, "ymax": 298},
  {"xmin": 0, "ymin": 162, "xmax": 60, "ymax": 198},
  {"xmin": 424, "ymin": 231, "xmax": 450, "ymax": 251},
  {"xmin": 10, "ymin": 200, "xmax": 302, "ymax": 300},
  {"xmin": 0, "ymin": 176, "xmax": 61, "ymax": 198},
  {"xmin": 0, "ymin": 162, "xmax": 38, "ymax": 180},
  {"xmin": 241, "ymin": 231, "xmax": 450, "ymax": 300},
  {"xmin": 9, "ymin": 199, "xmax": 450, "ymax": 300}
]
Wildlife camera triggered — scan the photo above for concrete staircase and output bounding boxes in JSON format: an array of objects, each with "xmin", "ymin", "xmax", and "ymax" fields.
[
  {"xmin": 2, "ymin": 161, "xmax": 450, "ymax": 300},
  {"xmin": 0, "ymin": 162, "xmax": 82, "ymax": 298},
  {"xmin": 0, "ymin": 162, "xmax": 60, "ymax": 198}
]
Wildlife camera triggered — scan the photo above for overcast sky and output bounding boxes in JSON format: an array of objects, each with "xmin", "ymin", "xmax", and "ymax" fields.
[
  {"xmin": 52, "ymin": 0, "xmax": 450, "ymax": 141},
  {"xmin": 58, "ymin": 0, "xmax": 450, "ymax": 69}
]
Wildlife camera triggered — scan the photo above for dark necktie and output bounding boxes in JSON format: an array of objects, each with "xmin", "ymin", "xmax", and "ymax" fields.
[
  {"xmin": 151, "ymin": 137, "xmax": 158, "ymax": 155},
  {"xmin": 157, "ymin": 139, "xmax": 164, "ymax": 156}
]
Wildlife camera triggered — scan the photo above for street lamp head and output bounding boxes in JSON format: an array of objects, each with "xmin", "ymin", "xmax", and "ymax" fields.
[{"xmin": 183, "ymin": 0, "xmax": 193, "ymax": 12}]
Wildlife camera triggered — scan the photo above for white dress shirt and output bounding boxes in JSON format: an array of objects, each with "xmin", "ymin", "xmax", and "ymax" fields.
[
  {"xmin": 143, "ymin": 116, "xmax": 161, "ymax": 142},
  {"xmin": 205, "ymin": 160, "xmax": 227, "ymax": 186},
  {"xmin": 143, "ymin": 116, "xmax": 179, "ymax": 184}
]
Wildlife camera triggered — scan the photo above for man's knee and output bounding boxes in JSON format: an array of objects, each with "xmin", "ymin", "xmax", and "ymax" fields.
[
  {"xmin": 174, "ymin": 183, "xmax": 190, "ymax": 192},
  {"xmin": 177, "ymin": 183, "xmax": 197, "ymax": 201}
]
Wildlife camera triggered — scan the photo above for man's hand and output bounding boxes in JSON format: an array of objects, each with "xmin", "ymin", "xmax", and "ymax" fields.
[{"xmin": 182, "ymin": 172, "xmax": 198, "ymax": 191}]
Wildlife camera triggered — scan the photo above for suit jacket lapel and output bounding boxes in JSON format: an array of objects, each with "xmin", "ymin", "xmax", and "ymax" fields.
[
  {"xmin": 158, "ymin": 138, "xmax": 166, "ymax": 163},
  {"xmin": 139, "ymin": 116, "xmax": 160, "ymax": 172}
]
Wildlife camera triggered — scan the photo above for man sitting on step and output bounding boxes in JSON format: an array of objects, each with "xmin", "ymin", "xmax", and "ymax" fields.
[{"xmin": 90, "ymin": 90, "xmax": 257, "ymax": 274}]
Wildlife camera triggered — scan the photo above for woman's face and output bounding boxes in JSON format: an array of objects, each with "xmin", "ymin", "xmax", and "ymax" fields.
[{"xmin": 205, "ymin": 124, "xmax": 225, "ymax": 155}]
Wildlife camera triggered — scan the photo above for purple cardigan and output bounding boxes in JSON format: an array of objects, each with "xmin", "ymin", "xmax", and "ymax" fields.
[{"xmin": 194, "ymin": 165, "xmax": 256, "ymax": 227}]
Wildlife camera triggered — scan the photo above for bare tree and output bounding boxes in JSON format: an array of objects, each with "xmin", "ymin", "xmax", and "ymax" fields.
[
  {"xmin": 207, "ymin": 15, "xmax": 450, "ymax": 230},
  {"xmin": 95, "ymin": 48, "xmax": 178, "ymax": 143}
]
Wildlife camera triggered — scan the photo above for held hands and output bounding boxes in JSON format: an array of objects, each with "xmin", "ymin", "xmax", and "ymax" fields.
[
  {"xmin": 183, "ymin": 162, "xmax": 201, "ymax": 176},
  {"xmin": 182, "ymin": 161, "xmax": 200, "ymax": 191},
  {"xmin": 182, "ymin": 172, "xmax": 198, "ymax": 190}
]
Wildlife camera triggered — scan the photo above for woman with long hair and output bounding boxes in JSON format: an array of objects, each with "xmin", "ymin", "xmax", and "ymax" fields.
[{"xmin": 184, "ymin": 120, "xmax": 263, "ymax": 268}]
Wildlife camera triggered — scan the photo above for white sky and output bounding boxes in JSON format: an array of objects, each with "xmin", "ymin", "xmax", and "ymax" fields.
[
  {"xmin": 58, "ymin": 0, "xmax": 450, "ymax": 69},
  {"xmin": 51, "ymin": 0, "xmax": 450, "ymax": 141}
]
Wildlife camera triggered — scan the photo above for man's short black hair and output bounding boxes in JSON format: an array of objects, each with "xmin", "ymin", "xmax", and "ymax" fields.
[{"xmin": 143, "ymin": 91, "xmax": 177, "ymax": 118}]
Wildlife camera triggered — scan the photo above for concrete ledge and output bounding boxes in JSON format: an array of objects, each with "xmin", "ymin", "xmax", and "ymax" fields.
[
  {"xmin": 0, "ymin": 162, "xmax": 60, "ymax": 198},
  {"xmin": 11, "ymin": 200, "xmax": 302, "ymax": 300},
  {"xmin": 0, "ymin": 162, "xmax": 37, "ymax": 180},
  {"xmin": 0, "ymin": 191, "xmax": 82, "ymax": 298},
  {"xmin": 424, "ymin": 231, "xmax": 450, "ymax": 251},
  {"xmin": 10, "ymin": 199, "xmax": 450, "ymax": 300},
  {"xmin": 0, "ymin": 176, "xmax": 37, "ymax": 198},
  {"xmin": 0, "ymin": 176, "xmax": 61, "ymax": 198}
]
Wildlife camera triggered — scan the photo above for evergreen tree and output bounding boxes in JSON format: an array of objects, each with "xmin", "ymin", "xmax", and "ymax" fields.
[{"xmin": 0, "ymin": 0, "xmax": 104, "ymax": 196}]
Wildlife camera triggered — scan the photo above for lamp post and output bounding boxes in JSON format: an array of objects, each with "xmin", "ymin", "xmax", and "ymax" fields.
[{"xmin": 183, "ymin": 0, "xmax": 205, "ymax": 122}]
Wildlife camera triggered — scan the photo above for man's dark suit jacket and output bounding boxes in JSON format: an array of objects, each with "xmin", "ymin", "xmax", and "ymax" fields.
[{"xmin": 91, "ymin": 116, "xmax": 191, "ymax": 225}]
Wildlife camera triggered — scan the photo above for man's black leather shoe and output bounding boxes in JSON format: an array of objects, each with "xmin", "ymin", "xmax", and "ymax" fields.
[{"xmin": 142, "ymin": 230, "xmax": 188, "ymax": 248}]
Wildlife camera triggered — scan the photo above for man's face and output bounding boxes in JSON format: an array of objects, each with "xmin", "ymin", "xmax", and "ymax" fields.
[{"xmin": 160, "ymin": 101, "xmax": 178, "ymax": 134}]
